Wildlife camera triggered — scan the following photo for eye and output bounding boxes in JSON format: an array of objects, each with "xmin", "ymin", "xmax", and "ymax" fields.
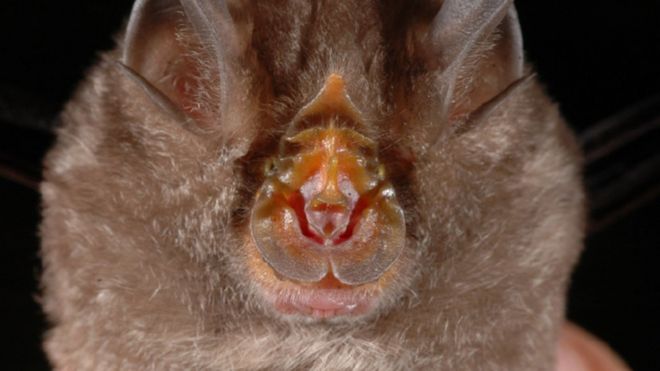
[
  {"xmin": 356, "ymin": 144, "xmax": 376, "ymax": 158},
  {"xmin": 263, "ymin": 158, "xmax": 277, "ymax": 177},
  {"xmin": 280, "ymin": 138, "xmax": 304, "ymax": 158}
]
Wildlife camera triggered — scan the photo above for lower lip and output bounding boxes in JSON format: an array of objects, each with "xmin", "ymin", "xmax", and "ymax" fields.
[{"xmin": 271, "ymin": 289, "xmax": 378, "ymax": 319}]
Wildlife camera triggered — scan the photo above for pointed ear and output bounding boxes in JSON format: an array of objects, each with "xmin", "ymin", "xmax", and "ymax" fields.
[
  {"xmin": 121, "ymin": 0, "xmax": 247, "ymax": 133},
  {"xmin": 122, "ymin": 0, "xmax": 181, "ymax": 76},
  {"xmin": 425, "ymin": 0, "xmax": 524, "ymax": 122}
]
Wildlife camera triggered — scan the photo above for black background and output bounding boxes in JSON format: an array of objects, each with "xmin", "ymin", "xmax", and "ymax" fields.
[{"xmin": 1, "ymin": 1, "xmax": 658, "ymax": 370}]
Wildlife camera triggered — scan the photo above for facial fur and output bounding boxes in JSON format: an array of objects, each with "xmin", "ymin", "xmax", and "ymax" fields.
[{"xmin": 40, "ymin": 1, "xmax": 585, "ymax": 370}]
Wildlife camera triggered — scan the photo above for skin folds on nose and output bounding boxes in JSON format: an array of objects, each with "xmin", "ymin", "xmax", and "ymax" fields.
[{"xmin": 249, "ymin": 75, "xmax": 406, "ymax": 286}]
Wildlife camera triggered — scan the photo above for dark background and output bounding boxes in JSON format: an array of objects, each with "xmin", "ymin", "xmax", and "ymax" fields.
[{"xmin": 1, "ymin": 1, "xmax": 658, "ymax": 369}]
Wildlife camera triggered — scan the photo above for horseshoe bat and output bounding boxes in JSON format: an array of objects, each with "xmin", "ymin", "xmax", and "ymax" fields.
[{"xmin": 40, "ymin": 0, "xmax": 585, "ymax": 369}]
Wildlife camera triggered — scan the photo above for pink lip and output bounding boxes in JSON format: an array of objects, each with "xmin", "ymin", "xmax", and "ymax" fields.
[{"xmin": 271, "ymin": 289, "xmax": 377, "ymax": 319}]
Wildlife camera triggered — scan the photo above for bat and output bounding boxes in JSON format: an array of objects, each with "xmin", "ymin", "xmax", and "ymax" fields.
[{"xmin": 39, "ymin": 0, "xmax": 585, "ymax": 369}]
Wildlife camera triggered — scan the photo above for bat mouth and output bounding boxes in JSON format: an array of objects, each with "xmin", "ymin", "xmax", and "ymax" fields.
[
  {"xmin": 256, "ymin": 270, "xmax": 381, "ymax": 319},
  {"xmin": 272, "ymin": 288, "xmax": 378, "ymax": 319}
]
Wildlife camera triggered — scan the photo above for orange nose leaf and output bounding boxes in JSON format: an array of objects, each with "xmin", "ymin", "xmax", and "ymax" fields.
[
  {"xmin": 250, "ymin": 74, "xmax": 406, "ymax": 285},
  {"xmin": 315, "ymin": 155, "xmax": 345, "ymax": 206},
  {"xmin": 294, "ymin": 74, "xmax": 363, "ymax": 127}
]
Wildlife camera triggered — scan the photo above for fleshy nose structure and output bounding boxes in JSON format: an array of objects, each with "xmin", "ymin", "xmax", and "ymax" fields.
[
  {"xmin": 302, "ymin": 154, "xmax": 358, "ymax": 242},
  {"xmin": 250, "ymin": 74, "xmax": 405, "ymax": 285}
]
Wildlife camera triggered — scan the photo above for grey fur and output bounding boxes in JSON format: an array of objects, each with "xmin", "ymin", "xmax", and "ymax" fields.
[{"xmin": 40, "ymin": 1, "xmax": 585, "ymax": 370}]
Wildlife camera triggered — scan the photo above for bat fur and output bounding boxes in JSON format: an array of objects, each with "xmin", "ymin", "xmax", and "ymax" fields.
[{"xmin": 40, "ymin": 0, "xmax": 585, "ymax": 369}]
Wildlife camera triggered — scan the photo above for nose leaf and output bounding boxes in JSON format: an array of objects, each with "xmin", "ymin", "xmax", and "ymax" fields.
[
  {"xmin": 249, "ymin": 74, "xmax": 406, "ymax": 285},
  {"xmin": 302, "ymin": 156, "xmax": 358, "ymax": 241}
]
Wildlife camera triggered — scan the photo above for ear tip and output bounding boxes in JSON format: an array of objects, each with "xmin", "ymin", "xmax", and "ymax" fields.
[
  {"xmin": 122, "ymin": 0, "xmax": 149, "ymax": 64},
  {"xmin": 122, "ymin": 0, "xmax": 182, "ymax": 66},
  {"xmin": 505, "ymin": 5, "xmax": 525, "ymax": 75},
  {"xmin": 428, "ymin": 0, "xmax": 520, "ymax": 66}
]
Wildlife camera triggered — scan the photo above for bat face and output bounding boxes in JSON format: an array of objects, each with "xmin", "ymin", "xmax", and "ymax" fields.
[{"xmin": 40, "ymin": 0, "xmax": 585, "ymax": 369}]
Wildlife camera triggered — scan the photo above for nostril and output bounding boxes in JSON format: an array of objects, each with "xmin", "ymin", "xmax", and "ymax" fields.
[
  {"xmin": 298, "ymin": 170, "xmax": 361, "ymax": 243},
  {"xmin": 305, "ymin": 201, "xmax": 351, "ymax": 240}
]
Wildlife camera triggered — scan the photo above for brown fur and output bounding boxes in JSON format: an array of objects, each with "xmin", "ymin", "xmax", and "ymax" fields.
[{"xmin": 40, "ymin": 1, "xmax": 585, "ymax": 369}]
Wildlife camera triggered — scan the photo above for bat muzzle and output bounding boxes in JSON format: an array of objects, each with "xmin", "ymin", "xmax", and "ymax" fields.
[
  {"xmin": 249, "ymin": 74, "xmax": 406, "ymax": 286},
  {"xmin": 249, "ymin": 80, "xmax": 405, "ymax": 286}
]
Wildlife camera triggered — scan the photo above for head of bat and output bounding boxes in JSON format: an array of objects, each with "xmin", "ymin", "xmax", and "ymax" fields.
[{"xmin": 40, "ymin": 0, "xmax": 585, "ymax": 369}]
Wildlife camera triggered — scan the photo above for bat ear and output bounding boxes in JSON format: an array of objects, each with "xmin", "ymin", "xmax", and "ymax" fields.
[
  {"xmin": 121, "ymin": 0, "xmax": 249, "ymax": 134},
  {"xmin": 423, "ymin": 0, "xmax": 524, "ymax": 123}
]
